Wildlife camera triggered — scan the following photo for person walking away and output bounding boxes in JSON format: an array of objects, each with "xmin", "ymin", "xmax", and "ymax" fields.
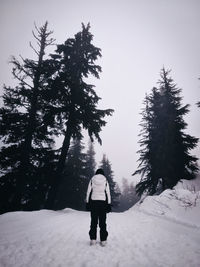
[{"xmin": 86, "ymin": 168, "xmax": 111, "ymax": 246}]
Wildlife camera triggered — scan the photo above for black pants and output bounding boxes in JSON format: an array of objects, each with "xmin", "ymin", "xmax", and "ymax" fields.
[{"xmin": 89, "ymin": 200, "xmax": 108, "ymax": 242}]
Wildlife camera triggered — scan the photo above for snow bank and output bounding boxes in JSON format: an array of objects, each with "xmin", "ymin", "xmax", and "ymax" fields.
[
  {"xmin": 175, "ymin": 175, "xmax": 200, "ymax": 192},
  {"xmin": 134, "ymin": 178, "xmax": 200, "ymax": 228}
]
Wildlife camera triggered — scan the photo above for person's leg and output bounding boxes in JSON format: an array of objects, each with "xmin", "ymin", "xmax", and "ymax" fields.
[
  {"xmin": 99, "ymin": 209, "xmax": 108, "ymax": 242},
  {"xmin": 89, "ymin": 210, "xmax": 98, "ymax": 240}
]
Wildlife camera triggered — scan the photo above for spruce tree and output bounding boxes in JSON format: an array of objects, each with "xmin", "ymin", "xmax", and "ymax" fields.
[
  {"xmin": 133, "ymin": 89, "xmax": 163, "ymax": 195},
  {"xmin": 99, "ymin": 154, "xmax": 120, "ymax": 208},
  {"xmin": 133, "ymin": 68, "xmax": 199, "ymax": 196},
  {"xmin": 46, "ymin": 23, "xmax": 114, "ymax": 207},
  {"xmin": 0, "ymin": 22, "xmax": 56, "ymax": 212}
]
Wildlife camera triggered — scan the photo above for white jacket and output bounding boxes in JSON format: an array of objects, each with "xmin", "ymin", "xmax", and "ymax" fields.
[{"xmin": 86, "ymin": 174, "xmax": 111, "ymax": 204}]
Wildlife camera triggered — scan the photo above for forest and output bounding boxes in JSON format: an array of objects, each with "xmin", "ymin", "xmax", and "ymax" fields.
[{"xmin": 0, "ymin": 22, "xmax": 199, "ymax": 214}]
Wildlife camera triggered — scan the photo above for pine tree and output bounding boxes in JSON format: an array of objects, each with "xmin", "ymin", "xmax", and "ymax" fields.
[
  {"xmin": 46, "ymin": 23, "xmax": 114, "ymax": 207},
  {"xmin": 85, "ymin": 140, "xmax": 96, "ymax": 179},
  {"xmin": 99, "ymin": 154, "xmax": 120, "ymax": 208},
  {"xmin": 0, "ymin": 22, "xmax": 57, "ymax": 212},
  {"xmin": 133, "ymin": 68, "xmax": 199, "ymax": 196},
  {"xmin": 133, "ymin": 89, "xmax": 163, "ymax": 195},
  {"xmin": 54, "ymin": 138, "xmax": 88, "ymax": 210}
]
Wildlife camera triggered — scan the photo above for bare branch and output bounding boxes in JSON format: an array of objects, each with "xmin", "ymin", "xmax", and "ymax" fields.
[
  {"xmin": 12, "ymin": 70, "xmax": 33, "ymax": 89},
  {"xmin": 37, "ymin": 41, "xmax": 41, "ymax": 48},
  {"xmin": 18, "ymin": 55, "xmax": 35, "ymax": 78},
  {"xmin": 32, "ymin": 30, "xmax": 41, "ymax": 43},
  {"xmin": 29, "ymin": 41, "xmax": 39, "ymax": 56},
  {"xmin": 34, "ymin": 21, "xmax": 40, "ymax": 36},
  {"xmin": 46, "ymin": 38, "xmax": 56, "ymax": 46}
]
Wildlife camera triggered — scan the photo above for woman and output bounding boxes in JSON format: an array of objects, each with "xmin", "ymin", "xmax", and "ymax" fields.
[{"xmin": 86, "ymin": 168, "xmax": 111, "ymax": 246}]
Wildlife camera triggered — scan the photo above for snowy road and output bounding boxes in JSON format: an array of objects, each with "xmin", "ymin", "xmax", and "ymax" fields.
[{"xmin": 0, "ymin": 207, "xmax": 199, "ymax": 267}]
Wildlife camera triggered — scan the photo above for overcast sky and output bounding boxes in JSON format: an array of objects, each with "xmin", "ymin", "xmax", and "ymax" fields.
[{"xmin": 0, "ymin": 0, "xmax": 200, "ymax": 185}]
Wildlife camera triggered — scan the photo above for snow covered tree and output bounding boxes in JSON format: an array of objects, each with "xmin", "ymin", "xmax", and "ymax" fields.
[
  {"xmin": 54, "ymin": 138, "xmax": 88, "ymax": 210},
  {"xmin": 99, "ymin": 154, "xmax": 120, "ymax": 208},
  {"xmin": 133, "ymin": 68, "xmax": 199, "ymax": 196},
  {"xmin": 46, "ymin": 23, "xmax": 114, "ymax": 207},
  {"xmin": 0, "ymin": 22, "xmax": 57, "ymax": 213}
]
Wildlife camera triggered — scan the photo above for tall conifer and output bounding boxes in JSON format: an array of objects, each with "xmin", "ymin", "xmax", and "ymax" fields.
[
  {"xmin": 134, "ymin": 68, "xmax": 198, "ymax": 196},
  {"xmin": 46, "ymin": 24, "xmax": 114, "ymax": 207},
  {"xmin": 0, "ymin": 22, "xmax": 56, "ymax": 212}
]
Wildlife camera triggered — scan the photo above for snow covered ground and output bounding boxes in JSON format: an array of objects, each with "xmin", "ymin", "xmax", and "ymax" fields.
[
  {"xmin": 0, "ymin": 180, "xmax": 200, "ymax": 267},
  {"xmin": 136, "ymin": 188, "xmax": 200, "ymax": 229}
]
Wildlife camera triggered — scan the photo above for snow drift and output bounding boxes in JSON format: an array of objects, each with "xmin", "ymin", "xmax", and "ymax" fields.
[{"xmin": 134, "ymin": 177, "xmax": 200, "ymax": 228}]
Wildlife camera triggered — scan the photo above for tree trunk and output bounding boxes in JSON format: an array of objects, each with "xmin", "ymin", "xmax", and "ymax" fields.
[
  {"xmin": 45, "ymin": 117, "xmax": 73, "ymax": 209},
  {"xmin": 57, "ymin": 127, "xmax": 72, "ymax": 175}
]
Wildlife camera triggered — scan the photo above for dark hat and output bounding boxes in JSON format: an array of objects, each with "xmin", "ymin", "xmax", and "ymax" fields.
[{"xmin": 95, "ymin": 168, "xmax": 105, "ymax": 175}]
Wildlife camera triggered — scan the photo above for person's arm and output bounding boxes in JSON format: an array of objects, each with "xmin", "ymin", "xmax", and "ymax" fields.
[
  {"xmin": 106, "ymin": 182, "xmax": 111, "ymax": 204},
  {"xmin": 86, "ymin": 180, "xmax": 92, "ymax": 203}
]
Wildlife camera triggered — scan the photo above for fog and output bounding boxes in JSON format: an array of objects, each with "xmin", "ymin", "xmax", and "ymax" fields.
[{"xmin": 0, "ymin": 0, "xmax": 200, "ymax": 184}]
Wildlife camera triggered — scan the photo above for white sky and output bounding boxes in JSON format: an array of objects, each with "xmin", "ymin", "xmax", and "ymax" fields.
[{"xmin": 0, "ymin": 0, "xmax": 200, "ymax": 185}]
